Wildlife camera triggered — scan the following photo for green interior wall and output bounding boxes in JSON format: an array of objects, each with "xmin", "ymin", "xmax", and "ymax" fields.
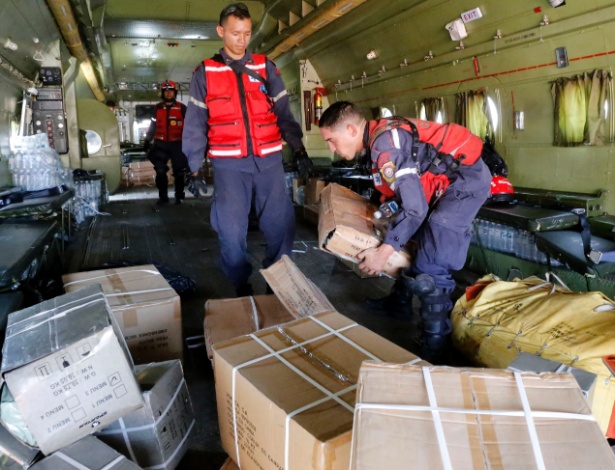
[{"xmin": 280, "ymin": 0, "xmax": 615, "ymax": 213}]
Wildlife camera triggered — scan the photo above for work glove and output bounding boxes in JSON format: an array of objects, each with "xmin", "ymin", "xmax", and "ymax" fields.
[
  {"xmin": 294, "ymin": 147, "xmax": 313, "ymax": 179},
  {"xmin": 187, "ymin": 169, "xmax": 208, "ymax": 198}
]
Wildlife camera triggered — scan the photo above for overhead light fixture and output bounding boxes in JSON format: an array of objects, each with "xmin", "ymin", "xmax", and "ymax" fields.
[
  {"xmin": 366, "ymin": 50, "xmax": 378, "ymax": 60},
  {"xmin": 118, "ymin": 82, "xmax": 128, "ymax": 90}
]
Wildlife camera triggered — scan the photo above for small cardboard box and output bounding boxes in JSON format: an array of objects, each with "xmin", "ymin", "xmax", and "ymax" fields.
[
  {"xmin": 63, "ymin": 265, "xmax": 182, "ymax": 364},
  {"xmin": 204, "ymin": 295, "xmax": 295, "ymax": 360},
  {"xmin": 318, "ymin": 183, "xmax": 411, "ymax": 278},
  {"xmin": 304, "ymin": 177, "xmax": 326, "ymax": 206},
  {"xmin": 30, "ymin": 436, "xmax": 142, "ymax": 469},
  {"xmin": 350, "ymin": 363, "xmax": 615, "ymax": 469},
  {"xmin": 1, "ymin": 285, "xmax": 143, "ymax": 455},
  {"xmin": 508, "ymin": 351, "xmax": 597, "ymax": 402},
  {"xmin": 97, "ymin": 360, "xmax": 195, "ymax": 469},
  {"xmin": 0, "ymin": 419, "xmax": 41, "ymax": 469},
  {"xmin": 213, "ymin": 310, "xmax": 422, "ymax": 470},
  {"xmin": 129, "ymin": 161, "xmax": 154, "ymax": 170}
]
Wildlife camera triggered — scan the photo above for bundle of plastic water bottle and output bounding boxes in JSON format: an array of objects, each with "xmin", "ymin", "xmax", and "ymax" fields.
[
  {"xmin": 8, "ymin": 134, "xmax": 72, "ymax": 191},
  {"xmin": 471, "ymin": 218, "xmax": 562, "ymax": 266}
]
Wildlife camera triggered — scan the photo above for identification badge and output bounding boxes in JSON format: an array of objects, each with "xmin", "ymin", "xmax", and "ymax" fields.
[
  {"xmin": 373, "ymin": 172, "xmax": 383, "ymax": 186},
  {"xmin": 380, "ymin": 161, "xmax": 397, "ymax": 184}
]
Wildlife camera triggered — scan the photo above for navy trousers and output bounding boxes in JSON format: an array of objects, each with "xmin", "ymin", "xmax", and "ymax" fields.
[
  {"xmin": 149, "ymin": 141, "xmax": 189, "ymax": 199},
  {"xmin": 210, "ymin": 163, "xmax": 295, "ymax": 288},
  {"xmin": 412, "ymin": 162, "xmax": 492, "ymax": 294}
]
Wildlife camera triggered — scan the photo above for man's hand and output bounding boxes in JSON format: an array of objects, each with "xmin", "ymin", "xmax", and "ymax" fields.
[
  {"xmin": 188, "ymin": 170, "xmax": 208, "ymax": 198},
  {"xmin": 358, "ymin": 244, "xmax": 396, "ymax": 276},
  {"xmin": 294, "ymin": 148, "xmax": 313, "ymax": 179}
]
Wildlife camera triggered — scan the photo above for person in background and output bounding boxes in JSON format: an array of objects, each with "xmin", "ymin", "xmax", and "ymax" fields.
[
  {"xmin": 144, "ymin": 80, "xmax": 189, "ymax": 205},
  {"xmin": 182, "ymin": 2, "xmax": 313, "ymax": 296},
  {"xmin": 318, "ymin": 101, "xmax": 491, "ymax": 362}
]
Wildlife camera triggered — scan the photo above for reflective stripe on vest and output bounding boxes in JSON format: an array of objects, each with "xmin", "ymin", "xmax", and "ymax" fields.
[{"xmin": 204, "ymin": 55, "xmax": 283, "ymax": 158}]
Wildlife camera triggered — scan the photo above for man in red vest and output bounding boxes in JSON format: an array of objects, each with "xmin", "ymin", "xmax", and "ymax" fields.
[
  {"xmin": 183, "ymin": 3, "xmax": 312, "ymax": 296},
  {"xmin": 144, "ymin": 80, "xmax": 189, "ymax": 205},
  {"xmin": 319, "ymin": 101, "xmax": 491, "ymax": 362}
]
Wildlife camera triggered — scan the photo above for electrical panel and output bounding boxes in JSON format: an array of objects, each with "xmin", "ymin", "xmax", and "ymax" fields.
[
  {"xmin": 39, "ymin": 67, "xmax": 63, "ymax": 86},
  {"xmin": 33, "ymin": 85, "xmax": 68, "ymax": 154}
]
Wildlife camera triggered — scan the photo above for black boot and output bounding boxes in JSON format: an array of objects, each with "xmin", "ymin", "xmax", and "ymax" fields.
[
  {"xmin": 365, "ymin": 279, "xmax": 413, "ymax": 318},
  {"xmin": 155, "ymin": 170, "xmax": 169, "ymax": 204},
  {"xmin": 411, "ymin": 274, "xmax": 453, "ymax": 364}
]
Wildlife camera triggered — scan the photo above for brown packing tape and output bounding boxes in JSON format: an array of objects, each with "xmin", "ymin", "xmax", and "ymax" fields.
[
  {"xmin": 123, "ymin": 308, "xmax": 138, "ymax": 329},
  {"xmin": 106, "ymin": 270, "xmax": 131, "ymax": 305},
  {"xmin": 468, "ymin": 373, "xmax": 503, "ymax": 469}
]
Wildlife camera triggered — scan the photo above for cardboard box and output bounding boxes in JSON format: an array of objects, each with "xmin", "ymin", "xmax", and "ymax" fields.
[
  {"xmin": 1, "ymin": 285, "xmax": 143, "ymax": 455},
  {"xmin": 303, "ymin": 204, "xmax": 319, "ymax": 225},
  {"xmin": 97, "ymin": 360, "xmax": 194, "ymax": 469},
  {"xmin": 260, "ymin": 255, "xmax": 335, "ymax": 318},
  {"xmin": 304, "ymin": 178, "xmax": 326, "ymax": 206},
  {"xmin": 318, "ymin": 183, "xmax": 411, "ymax": 278},
  {"xmin": 0, "ymin": 419, "xmax": 41, "ymax": 469},
  {"xmin": 508, "ymin": 351, "xmax": 597, "ymax": 402},
  {"xmin": 204, "ymin": 295, "xmax": 295, "ymax": 360},
  {"xmin": 129, "ymin": 161, "xmax": 154, "ymax": 170},
  {"xmin": 350, "ymin": 363, "xmax": 615, "ymax": 469},
  {"xmin": 220, "ymin": 457, "xmax": 239, "ymax": 470},
  {"xmin": 292, "ymin": 177, "xmax": 305, "ymax": 205},
  {"xmin": 30, "ymin": 436, "xmax": 142, "ymax": 469},
  {"xmin": 213, "ymin": 310, "xmax": 422, "ymax": 470},
  {"xmin": 63, "ymin": 265, "xmax": 183, "ymax": 364}
]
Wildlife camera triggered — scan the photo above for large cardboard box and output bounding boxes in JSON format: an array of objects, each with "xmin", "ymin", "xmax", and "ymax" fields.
[
  {"xmin": 318, "ymin": 183, "xmax": 410, "ymax": 278},
  {"xmin": 304, "ymin": 177, "xmax": 326, "ymax": 206},
  {"xmin": 220, "ymin": 457, "xmax": 239, "ymax": 470},
  {"xmin": 213, "ymin": 310, "xmax": 423, "ymax": 470},
  {"xmin": 1, "ymin": 285, "xmax": 143, "ymax": 455},
  {"xmin": 30, "ymin": 436, "xmax": 142, "ymax": 469},
  {"xmin": 97, "ymin": 360, "xmax": 194, "ymax": 469},
  {"xmin": 63, "ymin": 265, "xmax": 182, "ymax": 364},
  {"xmin": 204, "ymin": 295, "xmax": 295, "ymax": 360},
  {"xmin": 350, "ymin": 362, "xmax": 615, "ymax": 469}
]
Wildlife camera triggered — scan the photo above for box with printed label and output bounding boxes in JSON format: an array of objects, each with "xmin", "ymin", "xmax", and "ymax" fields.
[
  {"xmin": 318, "ymin": 183, "xmax": 411, "ymax": 278},
  {"xmin": 350, "ymin": 363, "xmax": 615, "ymax": 469},
  {"xmin": 1, "ymin": 285, "xmax": 144, "ymax": 455},
  {"xmin": 97, "ymin": 360, "xmax": 195, "ymax": 470},
  {"xmin": 213, "ymin": 310, "xmax": 423, "ymax": 470},
  {"xmin": 63, "ymin": 265, "xmax": 182, "ymax": 364},
  {"xmin": 30, "ymin": 436, "xmax": 142, "ymax": 469}
]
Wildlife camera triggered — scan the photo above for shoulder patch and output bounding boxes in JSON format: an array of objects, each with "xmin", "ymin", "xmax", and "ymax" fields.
[{"xmin": 380, "ymin": 160, "xmax": 397, "ymax": 185}]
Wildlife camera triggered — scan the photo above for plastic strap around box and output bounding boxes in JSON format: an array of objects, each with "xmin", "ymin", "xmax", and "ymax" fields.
[
  {"xmin": 98, "ymin": 377, "xmax": 196, "ymax": 470},
  {"xmin": 248, "ymin": 296, "xmax": 260, "ymax": 330},
  {"xmin": 55, "ymin": 452, "xmax": 124, "ymax": 470},
  {"xmin": 63, "ymin": 269, "xmax": 161, "ymax": 287},
  {"xmin": 353, "ymin": 368, "xmax": 596, "ymax": 469},
  {"xmin": 230, "ymin": 314, "xmax": 395, "ymax": 470}
]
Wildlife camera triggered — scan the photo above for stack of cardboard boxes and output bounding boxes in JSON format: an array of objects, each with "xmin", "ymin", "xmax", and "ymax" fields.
[
  {"xmin": 204, "ymin": 256, "xmax": 615, "ymax": 470},
  {"xmin": 122, "ymin": 161, "xmax": 175, "ymax": 188},
  {"xmin": 0, "ymin": 265, "xmax": 195, "ymax": 469}
]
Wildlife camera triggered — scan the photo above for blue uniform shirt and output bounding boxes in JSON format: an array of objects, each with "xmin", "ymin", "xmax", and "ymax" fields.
[{"xmin": 182, "ymin": 49, "xmax": 304, "ymax": 174}]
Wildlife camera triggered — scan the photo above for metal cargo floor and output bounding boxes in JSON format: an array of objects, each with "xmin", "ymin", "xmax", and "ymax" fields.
[{"xmin": 61, "ymin": 186, "xmax": 469, "ymax": 468}]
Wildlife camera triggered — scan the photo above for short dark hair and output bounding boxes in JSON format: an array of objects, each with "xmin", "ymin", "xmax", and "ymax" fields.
[
  {"xmin": 220, "ymin": 3, "xmax": 251, "ymax": 25},
  {"xmin": 319, "ymin": 101, "xmax": 365, "ymax": 129}
]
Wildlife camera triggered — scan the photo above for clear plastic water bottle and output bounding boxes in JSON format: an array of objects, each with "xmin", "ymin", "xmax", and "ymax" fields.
[{"xmin": 373, "ymin": 200, "xmax": 399, "ymax": 219}]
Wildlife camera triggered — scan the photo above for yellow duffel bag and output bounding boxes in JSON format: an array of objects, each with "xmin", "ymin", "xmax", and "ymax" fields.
[{"xmin": 452, "ymin": 273, "xmax": 615, "ymax": 432}]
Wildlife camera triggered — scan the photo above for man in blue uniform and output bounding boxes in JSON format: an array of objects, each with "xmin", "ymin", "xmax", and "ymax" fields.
[
  {"xmin": 183, "ymin": 3, "xmax": 312, "ymax": 296},
  {"xmin": 319, "ymin": 101, "xmax": 491, "ymax": 362},
  {"xmin": 144, "ymin": 80, "xmax": 189, "ymax": 205}
]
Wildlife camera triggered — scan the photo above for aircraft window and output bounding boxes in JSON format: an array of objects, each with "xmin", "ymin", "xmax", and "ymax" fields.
[
  {"xmin": 486, "ymin": 97, "xmax": 498, "ymax": 132},
  {"xmin": 420, "ymin": 98, "xmax": 445, "ymax": 123},
  {"xmin": 381, "ymin": 107, "xmax": 393, "ymax": 118},
  {"xmin": 85, "ymin": 130, "xmax": 103, "ymax": 155}
]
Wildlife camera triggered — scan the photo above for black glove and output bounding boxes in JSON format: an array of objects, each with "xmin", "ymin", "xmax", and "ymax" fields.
[
  {"xmin": 294, "ymin": 148, "xmax": 313, "ymax": 179},
  {"xmin": 188, "ymin": 170, "xmax": 208, "ymax": 198}
]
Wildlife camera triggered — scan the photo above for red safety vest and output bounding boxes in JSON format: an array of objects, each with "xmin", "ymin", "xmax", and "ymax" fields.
[
  {"xmin": 368, "ymin": 117, "xmax": 483, "ymax": 203},
  {"xmin": 153, "ymin": 102, "xmax": 185, "ymax": 142},
  {"xmin": 203, "ymin": 54, "xmax": 283, "ymax": 158}
]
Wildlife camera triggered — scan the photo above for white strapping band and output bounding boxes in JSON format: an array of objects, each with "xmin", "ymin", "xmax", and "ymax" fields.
[
  {"xmin": 230, "ymin": 315, "xmax": 393, "ymax": 470},
  {"xmin": 55, "ymin": 452, "xmax": 124, "ymax": 470},
  {"xmin": 422, "ymin": 366, "xmax": 452, "ymax": 470},
  {"xmin": 248, "ymin": 296, "xmax": 260, "ymax": 330},
  {"xmin": 63, "ymin": 269, "xmax": 161, "ymax": 287}
]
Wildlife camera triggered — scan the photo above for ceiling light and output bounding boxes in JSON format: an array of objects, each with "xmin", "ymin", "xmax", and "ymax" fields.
[{"xmin": 366, "ymin": 50, "xmax": 378, "ymax": 60}]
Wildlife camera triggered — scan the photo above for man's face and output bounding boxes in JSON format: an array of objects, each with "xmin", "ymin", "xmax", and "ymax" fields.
[
  {"xmin": 163, "ymin": 89, "xmax": 176, "ymax": 101},
  {"xmin": 320, "ymin": 124, "xmax": 361, "ymax": 160},
  {"xmin": 217, "ymin": 16, "xmax": 252, "ymax": 60}
]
